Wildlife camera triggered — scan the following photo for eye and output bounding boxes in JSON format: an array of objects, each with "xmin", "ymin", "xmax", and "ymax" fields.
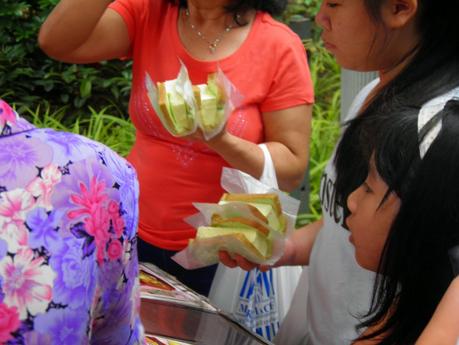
[
  {"xmin": 326, "ymin": 2, "xmax": 339, "ymax": 8},
  {"xmin": 363, "ymin": 182, "xmax": 373, "ymax": 194}
]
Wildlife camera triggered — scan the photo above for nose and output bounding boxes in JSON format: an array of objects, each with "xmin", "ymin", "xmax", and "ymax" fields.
[
  {"xmin": 347, "ymin": 186, "xmax": 360, "ymax": 214},
  {"xmin": 315, "ymin": 2, "xmax": 331, "ymax": 31}
]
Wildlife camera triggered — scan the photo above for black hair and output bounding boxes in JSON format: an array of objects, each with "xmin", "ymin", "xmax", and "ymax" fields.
[
  {"xmin": 333, "ymin": 0, "xmax": 459, "ymax": 343},
  {"xmin": 166, "ymin": 0, "xmax": 288, "ymax": 22},
  {"xmin": 340, "ymin": 99, "xmax": 459, "ymax": 344},
  {"xmin": 358, "ymin": 0, "xmax": 459, "ymax": 109},
  {"xmin": 336, "ymin": 0, "xmax": 459, "ymax": 205}
]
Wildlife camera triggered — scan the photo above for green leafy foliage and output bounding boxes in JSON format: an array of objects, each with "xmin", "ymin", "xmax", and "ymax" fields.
[
  {"xmin": 283, "ymin": 0, "xmax": 322, "ymax": 40},
  {"xmin": 296, "ymin": 40, "xmax": 341, "ymax": 226},
  {"xmin": 285, "ymin": 0, "xmax": 321, "ymax": 18},
  {"xmin": 23, "ymin": 104, "xmax": 136, "ymax": 157},
  {"xmin": 0, "ymin": 0, "xmax": 132, "ymax": 119}
]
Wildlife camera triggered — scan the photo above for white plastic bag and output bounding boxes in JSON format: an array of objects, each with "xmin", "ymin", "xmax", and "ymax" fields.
[{"xmin": 208, "ymin": 144, "xmax": 303, "ymax": 342}]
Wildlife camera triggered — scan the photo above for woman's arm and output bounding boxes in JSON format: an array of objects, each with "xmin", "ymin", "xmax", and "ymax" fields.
[
  {"xmin": 206, "ymin": 103, "xmax": 312, "ymax": 192},
  {"xmin": 219, "ymin": 218, "xmax": 323, "ymax": 271},
  {"xmin": 38, "ymin": 0, "xmax": 130, "ymax": 63},
  {"xmin": 415, "ymin": 276, "xmax": 459, "ymax": 345}
]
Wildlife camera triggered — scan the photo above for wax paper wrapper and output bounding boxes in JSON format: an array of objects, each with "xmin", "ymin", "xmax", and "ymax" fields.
[
  {"xmin": 172, "ymin": 168, "xmax": 300, "ymax": 269},
  {"xmin": 145, "ymin": 62, "xmax": 242, "ymax": 140},
  {"xmin": 196, "ymin": 66, "xmax": 242, "ymax": 140},
  {"xmin": 145, "ymin": 61, "xmax": 198, "ymax": 137}
]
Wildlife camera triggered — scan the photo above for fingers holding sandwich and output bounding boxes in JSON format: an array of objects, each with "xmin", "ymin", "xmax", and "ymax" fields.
[
  {"xmin": 218, "ymin": 250, "xmax": 270, "ymax": 272},
  {"xmin": 218, "ymin": 236, "xmax": 296, "ymax": 272}
]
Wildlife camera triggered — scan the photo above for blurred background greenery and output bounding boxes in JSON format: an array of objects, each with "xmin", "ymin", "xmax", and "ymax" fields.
[{"xmin": 0, "ymin": 0, "xmax": 340, "ymax": 226}]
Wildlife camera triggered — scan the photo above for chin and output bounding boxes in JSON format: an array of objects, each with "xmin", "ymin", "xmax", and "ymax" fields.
[
  {"xmin": 338, "ymin": 59, "xmax": 375, "ymax": 73},
  {"xmin": 355, "ymin": 255, "xmax": 377, "ymax": 272}
]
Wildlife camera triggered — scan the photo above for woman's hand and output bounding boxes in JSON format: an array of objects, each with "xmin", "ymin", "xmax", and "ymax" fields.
[
  {"xmin": 201, "ymin": 104, "xmax": 312, "ymax": 192},
  {"xmin": 183, "ymin": 125, "xmax": 230, "ymax": 144},
  {"xmin": 218, "ymin": 251, "xmax": 268, "ymax": 271},
  {"xmin": 217, "ymin": 236, "xmax": 296, "ymax": 272}
]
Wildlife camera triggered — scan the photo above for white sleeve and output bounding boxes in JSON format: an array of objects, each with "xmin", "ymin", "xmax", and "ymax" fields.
[{"xmin": 343, "ymin": 78, "xmax": 380, "ymax": 122}]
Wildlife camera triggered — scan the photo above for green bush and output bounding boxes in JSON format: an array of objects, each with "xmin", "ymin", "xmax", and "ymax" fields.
[
  {"xmin": 24, "ymin": 103, "xmax": 136, "ymax": 157},
  {"xmin": 1, "ymin": 0, "xmax": 322, "ymax": 119},
  {"xmin": 0, "ymin": 0, "xmax": 132, "ymax": 119},
  {"xmin": 285, "ymin": 0, "xmax": 321, "ymax": 19},
  {"xmin": 296, "ymin": 40, "xmax": 341, "ymax": 226}
]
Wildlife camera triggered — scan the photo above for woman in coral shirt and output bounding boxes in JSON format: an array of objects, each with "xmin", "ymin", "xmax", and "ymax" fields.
[{"xmin": 39, "ymin": 0, "xmax": 314, "ymax": 296}]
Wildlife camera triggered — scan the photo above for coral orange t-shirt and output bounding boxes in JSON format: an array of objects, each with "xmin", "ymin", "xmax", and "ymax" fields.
[{"xmin": 109, "ymin": 0, "xmax": 314, "ymax": 250}]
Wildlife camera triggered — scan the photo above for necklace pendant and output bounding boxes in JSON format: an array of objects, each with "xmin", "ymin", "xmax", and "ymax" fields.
[{"xmin": 209, "ymin": 44, "xmax": 217, "ymax": 54}]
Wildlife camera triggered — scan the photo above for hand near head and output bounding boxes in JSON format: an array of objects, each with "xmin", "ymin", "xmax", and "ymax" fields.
[{"xmin": 218, "ymin": 237, "xmax": 296, "ymax": 272}]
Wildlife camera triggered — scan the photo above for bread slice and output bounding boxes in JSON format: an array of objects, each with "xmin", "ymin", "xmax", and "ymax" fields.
[
  {"xmin": 211, "ymin": 214, "xmax": 270, "ymax": 236},
  {"xmin": 196, "ymin": 84, "xmax": 219, "ymax": 131},
  {"xmin": 219, "ymin": 193, "xmax": 286, "ymax": 233},
  {"xmin": 190, "ymin": 226, "xmax": 272, "ymax": 264},
  {"xmin": 207, "ymin": 73, "xmax": 226, "ymax": 104},
  {"xmin": 157, "ymin": 82, "xmax": 176, "ymax": 132},
  {"xmin": 156, "ymin": 80, "xmax": 194, "ymax": 135},
  {"xmin": 193, "ymin": 73, "xmax": 226, "ymax": 133},
  {"xmin": 220, "ymin": 193, "xmax": 282, "ymax": 215},
  {"xmin": 193, "ymin": 85, "xmax": 201, "ymax": 108}
]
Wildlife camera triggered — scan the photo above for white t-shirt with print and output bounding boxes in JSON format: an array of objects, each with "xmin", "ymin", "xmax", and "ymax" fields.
[
  {"xmin": 275, "ymin": 79, "xmax": 379, "ymax": 345},
  {"xmin": 305, "ymin": 78, "xmax": 379, "ymax": 345}
]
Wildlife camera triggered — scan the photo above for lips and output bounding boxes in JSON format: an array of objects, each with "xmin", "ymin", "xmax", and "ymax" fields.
[
  {"xmin": 348, "ymin": 234, "xmax": 354, "ymax": 244},
  {"xmin": 321, "ymin": 35, "xmax": 336, "ymax": 50},
  {"xmin": 345, "ymin": 216, "xmax": 354, "ymax": 244},
  {"xmin": 323, "ymin": 40, "xmax": 336, "ymax": 51}
]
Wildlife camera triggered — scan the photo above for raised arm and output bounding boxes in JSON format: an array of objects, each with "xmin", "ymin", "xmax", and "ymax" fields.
[{"xmin": 38, "ymin": 0, "xmax": 130, "ymax": 63}]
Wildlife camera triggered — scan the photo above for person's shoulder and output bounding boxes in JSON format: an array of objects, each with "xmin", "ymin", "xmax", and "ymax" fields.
[
  {"xmin": 255, "ymin": 12, "xmax": 304, "ymax": 46},
  {"xmin": 141, "ymin": 0, "xmax": 174, "ymax": 13},
  {"xmin": 345, "ymin": 78, "xmax": 380, "ymax": 121},
  {"xmin": 111, "ymin": 0, "xmax": 173, "ymax": 19},
  {"xmin": 357, "ymin": 78, "xmax": 380, "ymax": 101},
  {"xmin": 37, "ymin": 127, "xmax": 135, "ymax": 177},
  {"xmin": 112, "ymin": 0, "xmax": 167, "ymax": 9}
]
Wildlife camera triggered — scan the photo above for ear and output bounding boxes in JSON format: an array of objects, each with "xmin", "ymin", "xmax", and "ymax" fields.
[{"xmin": 381, "ymin": 0, "xmax": 418, "ymax": 28}]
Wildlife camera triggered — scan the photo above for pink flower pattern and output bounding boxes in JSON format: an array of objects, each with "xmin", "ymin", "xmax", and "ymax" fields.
[
  {"xmin": 68, "ymin": 177, "xmax": 127, "ymax": 264},
  {"xmin": 0, "ymin": 100, "xmax": 17, "ymax": 129},
  {"xmin": 27, "ymin": 165, "xmax": 62, "ymax": 211},
  {"xmin": 107, "ymin": 239, "xmax": 123, "ymax": 261},
  {"xmin": 0, "ymin": 99, "xmax": 143, "ymax": 344},
  {"xmin": 0, "ymin": 189, "xmax": 34, "ymax": 253},
  {"xmin": 0, "ymin": 248, "xmax": 54, "ymax": 319},
  {"xmin": 0, "ymin": 303, "xmax": 20, "ymax": 343}
]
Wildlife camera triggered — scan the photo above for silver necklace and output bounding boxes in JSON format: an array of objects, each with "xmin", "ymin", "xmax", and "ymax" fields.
[{"xmin": 184, "ymin": 8, "xmax": 239, "ymax": 54}]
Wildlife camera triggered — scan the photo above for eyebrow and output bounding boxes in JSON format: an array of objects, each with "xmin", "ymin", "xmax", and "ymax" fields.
[{"xmin": 368, "ymin": 160, "xmax": 377, "ymax": 179}]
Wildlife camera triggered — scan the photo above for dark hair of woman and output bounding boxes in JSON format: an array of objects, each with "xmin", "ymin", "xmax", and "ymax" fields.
[
  {"xmin": 336, "ymin": 0, "xmax": 459, "ymax": 201},
  {"xmin": 166, "ymin": 0, "xmax": 288, "ymax": 23}
]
